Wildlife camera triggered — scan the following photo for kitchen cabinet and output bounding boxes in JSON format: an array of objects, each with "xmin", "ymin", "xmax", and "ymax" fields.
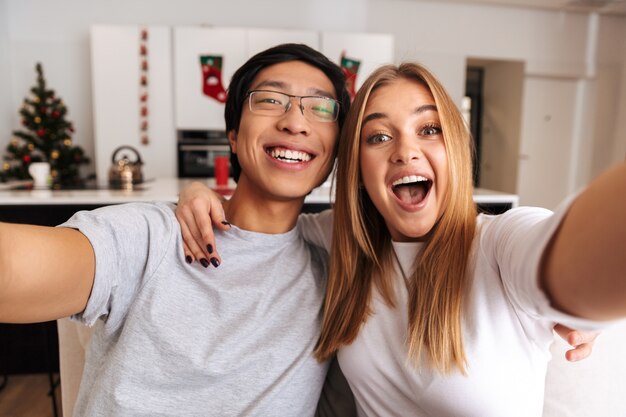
[
  {"xmin": 89, "ymin": 26, "xmax": 395, "ymax": 185},
  {"xmin": 91, "ymin": 25, "xmax": 176, "ymax": 183},
  {"xmin": 516, "ymin": 77, "xmax": 578, "ymax": 209},
  {"xmin": 173, "ymin": 27, "xmax": 248, "ymax": 130},
  {"xmin": 320, "ymin": 32, "xmax": 394, "ymax": 94},
  {"xmin": 173, "ymin": 26, "xmax": 319, "ymax": 130},
  {"xmin": 246, "ymin": 28, "xmax": 319, "ymax": 57}
]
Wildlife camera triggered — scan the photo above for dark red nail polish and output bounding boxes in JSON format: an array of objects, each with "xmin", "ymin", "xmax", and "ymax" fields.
[
  {"xmin": 210, "ymin": 257, "xmax": 220, "ymax": 268},
  {"xmin": 207, "ymin": 244, "xmax": 213, "ymax": 254},
  {"xmin": 221, "ymin": 220, "xmax": 231, "ymax": 227},
  {"xmin": 200, "ymin": 258, "xmax": 209, "ymax": 268},
  {"xmin": 185, "ymin": 255, "xmax": 192, "ymax": 264}
]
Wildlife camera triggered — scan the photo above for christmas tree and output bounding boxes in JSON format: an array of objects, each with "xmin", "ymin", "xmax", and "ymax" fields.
[{"xmin": 1, "ymin": 62, "xmax": 90, "ymax": 185}]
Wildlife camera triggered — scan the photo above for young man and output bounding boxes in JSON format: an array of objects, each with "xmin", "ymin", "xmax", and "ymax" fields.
[{"xmin": 0, "ymin": 44, "xmax": 351, "ymax": 416}]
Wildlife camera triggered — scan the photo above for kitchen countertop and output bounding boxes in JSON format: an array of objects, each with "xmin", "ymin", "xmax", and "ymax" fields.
[
  {"xmin": 472, "ymin": 187, "xmax": 519, "ymax": 206},
  {"xmin": 0, "ymin": 178, "xmax": 518, "ymax": 207}
]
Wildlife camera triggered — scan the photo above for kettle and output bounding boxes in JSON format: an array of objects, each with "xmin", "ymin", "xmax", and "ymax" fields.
[{"xmin": 109, "ymin": 145, "xmax": 144, "ymax": 188}]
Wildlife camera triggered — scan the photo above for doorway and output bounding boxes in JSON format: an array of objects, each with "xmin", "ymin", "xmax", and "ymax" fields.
[
  {"xmin": 464, "ymin": 58, "xmax": 525, "ymax": 193},
  {"xmin": 464, "ymin": 66, "xmax": 484, "ymax": 186}
]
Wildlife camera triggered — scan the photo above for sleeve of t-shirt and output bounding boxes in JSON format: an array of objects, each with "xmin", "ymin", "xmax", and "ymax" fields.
[
  {"xmin": 58, "ymin": 202, "xmax": 177, "ymax": 328},
  {"xmin": 297, "ymin": 209, "xmax": 333, "ymax": 253},
  {"xmin": 479, "ymin": 195, "xmax": 609, "ymax": 331}
]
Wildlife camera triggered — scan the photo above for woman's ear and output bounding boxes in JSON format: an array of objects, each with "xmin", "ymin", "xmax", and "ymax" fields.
[{"xmin": 227, "ymin": 130, "xmax": 237, "ymax": 154}]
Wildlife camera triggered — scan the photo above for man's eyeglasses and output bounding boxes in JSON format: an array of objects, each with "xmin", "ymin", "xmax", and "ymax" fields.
[{"xmin": 246, "ymin": 90, "xmax": 340, "ymax": 123}]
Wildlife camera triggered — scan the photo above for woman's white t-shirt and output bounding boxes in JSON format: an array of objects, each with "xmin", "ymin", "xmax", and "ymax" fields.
[{"xmin": 298, "ymin": 199, "xmax": 606, "ymax": 417}]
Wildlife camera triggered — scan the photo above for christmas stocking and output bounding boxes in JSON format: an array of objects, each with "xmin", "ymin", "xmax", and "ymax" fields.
[
  {"xmin": 200, "ymin": 55, "xmax": 228, "ymax": 103},
  {"xmin": 340, "ymin": 52, "xmax": 361, "ymax": 101}
]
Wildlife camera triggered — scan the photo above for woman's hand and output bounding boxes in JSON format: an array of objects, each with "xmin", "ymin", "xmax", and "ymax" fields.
[
  {"xmin": 175, "ymin": 181, "xmax": 230, "ymax": 268},
  {"xmin": 553, "ymin": 324, "xmax": 600, "ymax": 362}
]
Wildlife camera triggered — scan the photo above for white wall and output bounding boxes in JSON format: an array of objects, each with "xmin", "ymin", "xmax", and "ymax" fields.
[
  {"xmin": 91, "ymin": 25, "xmax": 176, "ymax": 182},
  {"xmin": 367, "ymin": 0, "xmax": 594, "ymax": 96},
  {"xmin": 596, "ymin": 15, "xmax": 626, "ymax": 173},
  {"xmin": 0, "ymin": 0, "xmax": 11, "ymax": 154},
  {"xmin": 615, "ymin": 63, "xmax": 626, "ymax": 162},
  {"xmin": 2, "ymin": 0, "xmax": 625, "ymax": 190}
]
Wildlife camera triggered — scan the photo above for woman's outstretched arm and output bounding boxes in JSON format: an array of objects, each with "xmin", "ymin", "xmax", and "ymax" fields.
[
  {"xmin": 541, "ymin": 161, "xmax": 626, "ymax": 321},
  {"xmin": 0, "ymin": 223, "xmax": 95, "ymax": 323}
]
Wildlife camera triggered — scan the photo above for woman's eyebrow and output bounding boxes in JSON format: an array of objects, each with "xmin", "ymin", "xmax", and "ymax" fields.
[
  {"xmin": 362, "ymin": 112, "xmax": 386, "ymax": 127},
  {"xmin": 362, "ymin": 104, "xmax": 438, "ymax": 127},
  {"xmin": 414, "ymin": 104, "xmax": 438, "ymax": 114}
]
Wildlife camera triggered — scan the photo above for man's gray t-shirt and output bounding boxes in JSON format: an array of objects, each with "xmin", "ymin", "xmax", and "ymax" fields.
[{"xmin": 60, "ymin": 202, "xmax": 329, "ymax": 416}]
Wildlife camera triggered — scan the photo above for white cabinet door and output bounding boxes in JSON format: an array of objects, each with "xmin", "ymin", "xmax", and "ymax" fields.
[
  {"xmin": 517, "ymin": 77, "xmax": 578, "ymax": 209},
  {"xmin": 174, "ymin": 27, "xmax": 321, "ymax": 130},
  {"xmin": 320, "ymin": 32, "xmax": 394, "ymax": 95},
  {"xmin": 246, "ymin": 28, "xmax": 319, "ymax": 58},
  {"xmin": 173, "ymin": 27, "xmax": 248, "ymax": 130},
  {"xmin": 91, "ymin": 25, "xmax": 175, "ymax": 183}
]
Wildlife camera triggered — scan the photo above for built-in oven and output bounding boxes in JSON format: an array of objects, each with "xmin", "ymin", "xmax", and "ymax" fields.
[{"xmin": 177, "ymin": 130, "xmax": 230, "ymax": 178}]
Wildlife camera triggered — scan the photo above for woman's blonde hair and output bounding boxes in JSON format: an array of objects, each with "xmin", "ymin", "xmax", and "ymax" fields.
[{"xmin": 314, "ymin": 63, "xmax": 477, "ymax": 374}]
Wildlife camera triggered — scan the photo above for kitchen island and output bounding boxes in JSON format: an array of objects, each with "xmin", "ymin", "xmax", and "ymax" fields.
[
  {"xmin": 0, "ymin": 178, "xmax": 517, "ymax": 377},
  {"xmin": 0, "ymin": 177, "xmax": 518, "ymax": 209}
]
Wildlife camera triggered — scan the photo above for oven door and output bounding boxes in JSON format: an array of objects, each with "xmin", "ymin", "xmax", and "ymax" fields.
[{"xmin": 178, "ymin": 144, "xmax": 230, "ymax": 178}]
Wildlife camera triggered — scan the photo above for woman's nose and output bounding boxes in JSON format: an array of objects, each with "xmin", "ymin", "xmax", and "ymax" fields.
[{"xmin": 391, "ymin": 136, "xmax": 422, "ymax": 164}]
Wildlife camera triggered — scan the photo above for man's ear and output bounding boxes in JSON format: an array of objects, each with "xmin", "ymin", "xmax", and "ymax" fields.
[{"xmin": 227, "ymin": 130, "xmax": 237, "ymax": 153}]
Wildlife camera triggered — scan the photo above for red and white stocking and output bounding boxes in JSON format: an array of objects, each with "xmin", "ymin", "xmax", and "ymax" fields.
[
  {"xmin": 340, "ymin": 52, "xmax": 361, "ymax": 101},
  {"xmin": 200, "ymin": 55, "xmax": 227, "ymax": 103}
]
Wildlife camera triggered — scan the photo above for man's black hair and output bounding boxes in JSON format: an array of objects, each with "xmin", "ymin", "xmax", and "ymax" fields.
[{"xmin": 224, "ymin": 43, "xmax": 350, "ymax": 182}]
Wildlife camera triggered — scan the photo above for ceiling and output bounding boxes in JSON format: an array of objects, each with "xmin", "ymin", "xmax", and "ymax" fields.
[{"xmin": 430, "ymin": 0, "xmax": 626, "ymax": 16}]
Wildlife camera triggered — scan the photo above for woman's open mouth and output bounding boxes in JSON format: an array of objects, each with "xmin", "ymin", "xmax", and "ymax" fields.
[{"xmin": 391, "ymin": 175, "xmax": 432, "ymax": 206}]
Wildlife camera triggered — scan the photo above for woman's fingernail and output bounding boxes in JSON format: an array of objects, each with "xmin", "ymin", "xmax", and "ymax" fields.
[
  {"xmin": 200, "ymin": 258, "xmax": 209, "ymax": 268},
  {"xmin": 185, "ymin": 255, "xmax": 192, "ymax": 264},
  {"xmin": 207, "ymin": 244, "xmax": 213, "ymax": 254},
  {"xmin": 221, "ymin": 220, "xmax": 231, "ymax": 227},
  {"xmin": 210, "ymin": 257, "xmax": 220, "ymax": 268}
]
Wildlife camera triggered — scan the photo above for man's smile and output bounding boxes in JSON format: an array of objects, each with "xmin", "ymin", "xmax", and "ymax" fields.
[{"xmin": 265, "ymin": 145, "xmax": 314, "ymax": 164}]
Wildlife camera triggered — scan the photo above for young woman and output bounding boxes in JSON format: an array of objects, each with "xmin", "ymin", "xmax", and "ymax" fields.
[
  {"xmin": 176, "ymin": 63, "xmax": 621, "ymax": 416},
  {"xmin": 309, "ymin": 63, "xmax": 624, "ymax": 416}
]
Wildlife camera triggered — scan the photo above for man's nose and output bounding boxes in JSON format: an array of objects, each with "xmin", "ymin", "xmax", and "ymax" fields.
[{"xmin": 277, "ymin": 99, "xmax": 310, "ymax": 135}]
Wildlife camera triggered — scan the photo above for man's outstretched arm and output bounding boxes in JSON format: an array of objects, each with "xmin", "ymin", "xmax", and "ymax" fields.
[{"xmin": 0, "ymin": 223, "xmax": 95, "ymax": 323}]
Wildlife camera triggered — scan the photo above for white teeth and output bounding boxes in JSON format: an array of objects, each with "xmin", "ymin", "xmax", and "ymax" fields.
[
  {"xmin": 392, "ymin": 175, "xmax": 428, "ymax": 187},
  {"xmin": 269, "ymin": 148, "xmax": 312, "ymax": 163}
]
